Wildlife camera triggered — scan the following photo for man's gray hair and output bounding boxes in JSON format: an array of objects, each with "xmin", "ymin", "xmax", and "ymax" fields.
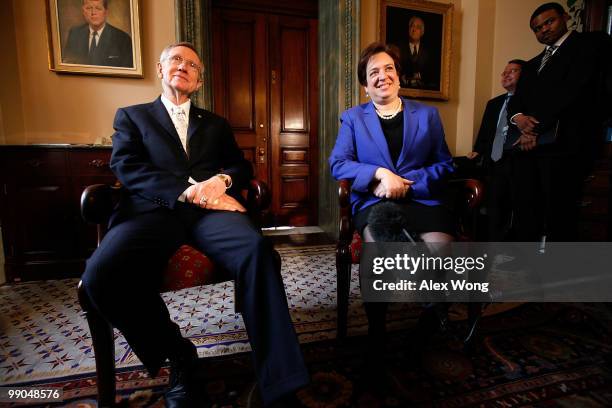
[{"xmin": 159, "ymin": 42, "xmax": 200, "ymax": 63}]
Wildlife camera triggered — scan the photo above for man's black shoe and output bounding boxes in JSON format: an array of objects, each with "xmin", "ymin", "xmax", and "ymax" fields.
[
  {"xmin": 266, "ymin": 391, "xmax": 302, "ymax": 408},
  {"xmin": 165, "ymin": 367, "xmax": 196, "ymax": 408},
  {"xmin": 165, "ymin": 340, "xmax": 205, "ymax": 408},
  {"xmin": 417, "ymin": 304, "xmax": 449, "ymax": 335}
]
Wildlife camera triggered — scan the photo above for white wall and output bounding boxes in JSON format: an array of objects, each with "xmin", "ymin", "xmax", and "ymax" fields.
[
  {"xmin": 3, "ymin": 0, "xmax": 176, "ymax": 145},
  {"xmin": 490, "ymin": 0, "xmax": 546, "ymax": 96}
]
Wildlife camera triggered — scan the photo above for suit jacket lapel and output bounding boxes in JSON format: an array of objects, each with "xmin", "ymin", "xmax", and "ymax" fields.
[
  {"xmin": 79, "ymin": 25, "xmax": 89, "ymax": 55},
  {"xmin": 396, "ymin": 98, "xmax": 418, "ymax": 166},
  {"xmin": 363, "ymin": 102, "xmax": 395, "ymax": 170},
  {"xmin": 538, "ymin": 31, "xmax": 576, "ymax": 75},
  {"xmin": 187, "ymin": 106, "xmax": 206, "ymax": 162},
  {"xmin": 187, "ymin": 107, "xmax": 204, "ymax": 145},
  {"xmin": 148, "ymin": 97, "xmax": 187, "ymax": 158},
  {"xmin": 97, "ymin": 26, "xmax": 108, "ymax": 53}
]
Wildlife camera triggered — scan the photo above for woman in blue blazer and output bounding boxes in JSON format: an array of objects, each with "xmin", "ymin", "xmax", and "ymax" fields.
[
  {"xmin": 329, "ymin": 42, "xmax": 455, "ymax": 243},
  {"xmin": 329, "ymin": 42, "xmax": 455, "ymax": 359}
]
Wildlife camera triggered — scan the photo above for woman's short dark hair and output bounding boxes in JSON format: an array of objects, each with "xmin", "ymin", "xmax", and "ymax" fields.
[{"xmin": 357, "ymin": 42, "xmax": 401, "ymax": 86}]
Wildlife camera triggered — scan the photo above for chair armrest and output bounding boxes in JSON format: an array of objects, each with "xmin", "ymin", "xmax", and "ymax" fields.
[
  {"xmin": 247, "ymin": 179, "xmax": 271, "ymax": 212},
  {"xmin": 80, "ymin": 183, "xmax": 122, "ymax": 225},
  {"xmin": 448, "ymin": 178, "xmax": 484, "ymax": 210},
  {"xmin": 81, "ymin": 179, "xmax": 271, "ymax": 243},
  {"xmin": 337, "ymin": 180, "xmax": 354, "ymax": 243},
  {"xmin": 448, "ymin": 178, "xmax": 484, "ymax": 241},
  {"xmin": 82, "ymin": 179, "xmax": 270, "ymax": 225},
  {"xmin": 336, "ymin": 178, "xmax": 484, "ymax": 241}
]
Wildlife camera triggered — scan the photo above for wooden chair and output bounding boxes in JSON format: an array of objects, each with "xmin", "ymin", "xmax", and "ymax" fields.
[
  {"xmin": 335, "ymin": 178, "xmax": 484, "ymax": 341},
  {"xmin": 77, "ymin": 180, "xmax": 276, "ymax": 407}
]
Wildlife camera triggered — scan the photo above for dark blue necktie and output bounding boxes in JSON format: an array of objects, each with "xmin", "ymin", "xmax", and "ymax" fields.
[{"xmin": 89, "ymin": 31, "xmax": 98, "ymax": 59}]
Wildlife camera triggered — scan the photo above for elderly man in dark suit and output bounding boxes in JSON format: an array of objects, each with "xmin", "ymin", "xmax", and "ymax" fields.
[
  {"xmin": 63, "ymin": 0, "xmax": 133, "ymax": 67},
  {"xmin": 81, "ymin": 42, "xmax": 308, "ymax": 407},
  {"xmin": 507, "ymin": 2, "xmax": 612, "ymax": 242},
  {"xmin": 400, "ymin": 16, "xmax": 440, "ymax": 90},
  {"xmin": 467, "ymin": 59, "xmax": 525, "ymax": 241}
]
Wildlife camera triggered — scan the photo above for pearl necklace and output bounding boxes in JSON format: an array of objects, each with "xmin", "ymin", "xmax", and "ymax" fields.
[{"xmin": 374, "ymin": 98, "xmax": 403, "ymax": 120}]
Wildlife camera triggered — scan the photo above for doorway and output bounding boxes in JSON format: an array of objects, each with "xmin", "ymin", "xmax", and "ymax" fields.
[{"xmin": 211, "ymin": 1, "xmax": 318, "ymax": 226}]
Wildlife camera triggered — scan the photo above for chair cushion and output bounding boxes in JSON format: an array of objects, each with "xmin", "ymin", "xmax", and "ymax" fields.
[{"xmin": 161, "ymin": 245, "xmax": 220, "ymax": 292}]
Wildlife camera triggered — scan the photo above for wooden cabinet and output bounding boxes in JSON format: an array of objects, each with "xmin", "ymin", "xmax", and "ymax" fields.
[
  {"xmin": 578, "ymin": 144, "xmax": 611, "ymax": 241},
  {"xmin": 0, "ymin": 145, "xmax": 115, "ymax": 282}
]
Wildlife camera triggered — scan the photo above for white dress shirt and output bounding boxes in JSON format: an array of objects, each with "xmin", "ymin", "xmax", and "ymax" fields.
[{"xmin": 160, "ymin": 95, "xmax": 196, "ymax": 201}]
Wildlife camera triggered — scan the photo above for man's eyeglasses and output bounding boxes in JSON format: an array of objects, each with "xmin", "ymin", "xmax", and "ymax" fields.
[
  {"xmin": 502, "ymin": 68, "xmax": 521, "ymax": 76},
  {"xmin": 165, "ymin": 55, "xmax": 201, "ymax": 73}
]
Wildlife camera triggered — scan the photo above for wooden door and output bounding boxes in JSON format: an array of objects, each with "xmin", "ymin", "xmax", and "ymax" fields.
[{"xmin": 211, "ymin": 7, "xmax": 318, "ymax": 226}]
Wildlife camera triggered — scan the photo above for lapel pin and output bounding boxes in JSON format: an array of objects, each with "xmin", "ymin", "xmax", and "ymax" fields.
[{"xmin": 198, "ymin": 114, "xmax": 202, "ymax": 118}]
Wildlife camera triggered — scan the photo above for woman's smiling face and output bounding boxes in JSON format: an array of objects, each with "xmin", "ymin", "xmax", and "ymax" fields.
[{"xmin": 364, "ymin": 52, "xmax": 400, "ymax": 105}]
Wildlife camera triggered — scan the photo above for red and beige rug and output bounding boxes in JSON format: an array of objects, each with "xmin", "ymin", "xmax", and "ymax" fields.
[{"xmin": 5, "ymin": 246, "xmax": 606, "ymax": 407}]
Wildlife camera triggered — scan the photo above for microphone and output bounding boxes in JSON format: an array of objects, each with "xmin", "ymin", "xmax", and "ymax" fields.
[{"xmin": 367, "ymin": 201, "xmax": 416, "ymax": 243}]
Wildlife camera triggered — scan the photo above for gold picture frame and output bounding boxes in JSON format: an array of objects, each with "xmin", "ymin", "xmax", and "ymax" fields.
[
  {"xmin": 46, "ymin": 0, "xmax": 143, "ymax": 78},
  {"xmin": 380, "ymin": 0, "xmax": 453, "ymax": 100}
]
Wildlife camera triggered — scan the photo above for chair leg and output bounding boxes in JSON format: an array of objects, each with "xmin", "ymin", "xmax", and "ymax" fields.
[
  {"xmin": 464, "ymin": 302, "xmax": 484, "ymax": 347},
  {"xmin": 77, "ymin": 281, "xmax": 116, "ymax": 408},
  {"xmin": 336, "ymin": 245, "xmax": 352, "ymax": 340}
]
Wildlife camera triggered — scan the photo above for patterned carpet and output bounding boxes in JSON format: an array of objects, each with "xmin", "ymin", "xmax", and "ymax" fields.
[
  {"xmin": 1, "ymin": 246, "xmax": 345, "ymax": 383},
  {"xmin": 2, "ymin": 245, "xmax": 612, "ymax": 407}
]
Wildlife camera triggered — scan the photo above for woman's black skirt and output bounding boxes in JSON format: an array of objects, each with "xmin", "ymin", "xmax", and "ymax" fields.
[{"xmin": 353, "ymin": 200, "xmax": 455, "ymax": 238}]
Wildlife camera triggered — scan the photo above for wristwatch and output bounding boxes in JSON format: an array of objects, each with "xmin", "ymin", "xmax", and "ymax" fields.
[{"xmin": 216, "ymin": 173, "xmax": 232, "ymax": 189}]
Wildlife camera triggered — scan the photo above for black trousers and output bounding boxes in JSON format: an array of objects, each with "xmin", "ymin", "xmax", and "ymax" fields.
[
  {"xmin": 510, "ymin": 150, "xmax": 583, "ymax": 242},
  {"xmin": 81, "ymin": 204, "xmax": 308, "ymax": 405},
  {"xmin": 484, "ymin": 155, "xmax": 514, "ymax": 241}
]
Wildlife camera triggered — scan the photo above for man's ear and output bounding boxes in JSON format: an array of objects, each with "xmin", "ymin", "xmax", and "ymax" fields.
[
  {"xmin": 156, "ymin": 62, "xmax": 163, "ymax": 78},
  {"xmin": 562, "ymin": 12, "xmax": 570, "ymax": 23}
]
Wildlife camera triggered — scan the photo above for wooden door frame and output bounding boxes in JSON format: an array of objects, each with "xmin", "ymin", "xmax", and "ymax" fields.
[{"xmin": 175, "ymin": 0, "xmax": 360, "ymax": 235}]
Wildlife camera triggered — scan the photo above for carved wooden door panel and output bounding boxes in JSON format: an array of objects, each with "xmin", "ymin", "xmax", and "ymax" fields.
[{"xmin": 211, "ymin": 8, "xmax": 318, "ymax": 226}]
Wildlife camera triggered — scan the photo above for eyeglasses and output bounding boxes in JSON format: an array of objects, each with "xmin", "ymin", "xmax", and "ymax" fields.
[
  {"xmin": 502, "ymin": 68, "xmax": 521, "ymax": 75},
  {"xmin": 165, "ymin": 55, "xmax": 201, "ymax": 73}
]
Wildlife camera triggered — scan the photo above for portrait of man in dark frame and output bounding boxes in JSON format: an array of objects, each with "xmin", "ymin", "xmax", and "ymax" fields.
[
  {"xmin": 385, "ymin": 6, "xmax": 443, "ymax": 91},
  {"xmin": 58, "ymin": 0, "xmax": 134, "ymax": 68}
]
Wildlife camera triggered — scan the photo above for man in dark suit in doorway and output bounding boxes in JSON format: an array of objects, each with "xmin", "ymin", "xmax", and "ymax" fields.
[
  {"xmin": 507, "ymin": 2, "xmax": 612, "ymax": 241},
  {"xmin": 63, "ymin": 0, "xmax": 133, "ymax": 67},
  {"xmin": 467, "ymin": 59, "xmax": 525, "ymax": 241},
  {"xmin": 81, "ymin": 42, "xmax": 308, "ymax": 407}
]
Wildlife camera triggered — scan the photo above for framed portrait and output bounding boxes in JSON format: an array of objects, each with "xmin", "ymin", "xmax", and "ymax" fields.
[
  {"xmin": 45, "ymin": 0, "xmax": 143, "ymax": 77},
  {"xmin": 380, "ymin": 0, "xmax": 453, "ymax": 100}
]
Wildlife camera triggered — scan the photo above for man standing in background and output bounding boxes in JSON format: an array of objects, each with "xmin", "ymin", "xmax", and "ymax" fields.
[
  {"xmin": 507, "ymin": 2, "xmax": 611, "ymax": 241},
  {"xmin": 468, "ymin": 59, "xmax": 525, "ymax": 241}
]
